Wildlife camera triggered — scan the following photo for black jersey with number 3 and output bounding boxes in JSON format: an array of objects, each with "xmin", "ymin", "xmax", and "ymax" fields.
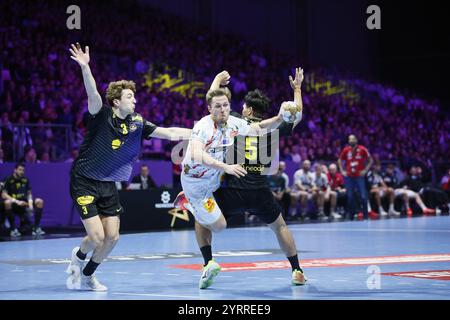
[
  {"xmin": 222, "ymin": 112, "xmax": 293, "ymax": 190},
  {"xmin": 72, "ymin": 105, "xmax": 157, "ymax": 182}
]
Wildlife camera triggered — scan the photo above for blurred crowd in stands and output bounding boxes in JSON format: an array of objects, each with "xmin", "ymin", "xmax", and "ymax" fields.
[{"xmin": 0, "ymin": 0, "xmax": 449, "ymax": 230}]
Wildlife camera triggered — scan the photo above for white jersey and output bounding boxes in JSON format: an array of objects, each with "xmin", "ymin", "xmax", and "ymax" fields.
[
  {"xmin": 293, "ymin": 169, "xmax": 315, "ymax": 191},
  {"xmin": 313, "ymin": 172, "xmax": 329, "ymax": 190},
  {"xmin": 182, "ymin": 115, "xmax": 250, "ymax": 182},
  {"xmin": 181, "ymin": 114, "xmax": 251, "ymax": 225}
]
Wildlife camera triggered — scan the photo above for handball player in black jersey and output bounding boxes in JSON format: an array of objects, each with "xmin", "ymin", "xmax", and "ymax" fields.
[{"xmin": 66, "ymin": 43, "xmax": 191, "ymax": 291}]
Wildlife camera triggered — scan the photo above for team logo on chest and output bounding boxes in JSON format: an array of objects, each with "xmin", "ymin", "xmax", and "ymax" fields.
[{"xmin": 129, "ymin": 123, "xmax": 138, "ymax": 132}]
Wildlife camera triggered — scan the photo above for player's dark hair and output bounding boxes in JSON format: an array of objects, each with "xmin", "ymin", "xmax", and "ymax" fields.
[
  {"xmin": 244, "ymin": 89, "xmax": 270, "ymax": 117},
  {"xmin": 15, "ymin": 162, "xmax": 25, "ymax": 169}
]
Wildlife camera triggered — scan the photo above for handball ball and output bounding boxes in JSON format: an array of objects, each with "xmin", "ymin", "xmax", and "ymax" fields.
[{"xmin": 281, "ymin": 101, "xmax": 302, "ymax": 123}]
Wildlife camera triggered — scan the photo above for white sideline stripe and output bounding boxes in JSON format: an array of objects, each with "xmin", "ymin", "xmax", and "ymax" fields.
[
  {"xmin": 37, "ymin": 270, "xmax": 50, "ymax": 272},
  {"xmin": 431, "ymin": 283, "xmax": 447, "ymax": 286},
  {"xmin": 166, "ymin": 273, "xmax": 180, "ymax": 276},
  {"xmin": 113, "ymin": 292, "xmax": 198, "ymax": 299},
  {"xmin": 333, "ymin": 279, "xmax": 348, "ymax": 282},
  {"xmin": 287, "ymin": 227, "xmax": 450, "ymax": 233},
  {"xmin": 140, "ymin": 273, "xmax": 154, "ymax": 275}
]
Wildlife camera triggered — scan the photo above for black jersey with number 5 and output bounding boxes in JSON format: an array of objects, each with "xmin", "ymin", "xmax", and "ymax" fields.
[{"xmin": 222, "ymin": 112, "xmax": 293, "ymax": 190}]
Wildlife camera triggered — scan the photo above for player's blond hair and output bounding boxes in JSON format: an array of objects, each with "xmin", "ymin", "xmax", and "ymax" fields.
[
  {"xmin": 206, "ymin": 88, "xmax": 232, "ymax": 106},
  {"xmin": 106, "ymin": 80, "xmax": 136, "ymax": 106}
]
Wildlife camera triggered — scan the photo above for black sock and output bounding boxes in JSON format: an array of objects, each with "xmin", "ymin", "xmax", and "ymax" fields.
[
  {"xmin": 34, "ymin": 208, "xmax": 43, "ymax": 227},
  {"xmin": 200, "ymin": 245, "xmax": 212, "ymax": 266},
  {"xmin": 76, "ymin": 249, "xmax": 87, "ymax": 261},
  {"xmin": 82, "ymin": 259, "xmax": 100, "ymax": 276},
  {"xmin": 287, "ymin": 254, "xmax": 303, "ymax": 272}
]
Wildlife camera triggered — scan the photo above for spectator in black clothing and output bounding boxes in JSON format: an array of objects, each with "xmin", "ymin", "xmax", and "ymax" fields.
[
  {"xmin": 267, "ymin": 164, "xmax": 290, "ymax": 220},
  {"xmin": 398, "ymin": 166, "xmax": 435, "ymax": 216},
  {"xmin": 1, "ymin": 163, "xmax": 45, "ymax": 237},
  {"xmin": 131, "ymin": 164, "xmax": 157, "ymax": 190}
]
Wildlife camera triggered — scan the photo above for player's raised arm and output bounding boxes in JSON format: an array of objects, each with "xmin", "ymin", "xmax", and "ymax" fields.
[
  {"xmin": 209, "ymin": 71, "xmax": 231, "ymax": 91},
  {"xmin": 69, "ymin": 43, "xmax": 102, "ymax": 115},
  {"xmin": 289, "ymin": 67, "xmax": 304, "ymax": 129},
  {"xmin": 247, "ymin": 112, "xmax": 284, "ymax": 136}
]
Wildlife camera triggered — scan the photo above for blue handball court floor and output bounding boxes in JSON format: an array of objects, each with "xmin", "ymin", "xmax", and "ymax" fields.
[{"xmin": 0, "ymin": 216, "xmax": 450, "ymax": 300}]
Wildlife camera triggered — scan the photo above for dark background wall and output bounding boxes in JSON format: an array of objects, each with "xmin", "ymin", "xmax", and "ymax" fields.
[{"xmin": 138, "ymin": 0, "xmax": 448, "ymax": 107}]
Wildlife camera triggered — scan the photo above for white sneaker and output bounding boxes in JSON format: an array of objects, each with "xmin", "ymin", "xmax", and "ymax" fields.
[
  {"xmin": 10, "ymin": 229, "xmax": 21, "ymax": 237},
  {"xmin": 389, "ymin": 209, "xmax": 401, "ymax": 217},
  {"xmin": 32, "ymin": 227, "xmax": 46, "ymax": 236},
  {"xmin": 379, "ymin": 209, "xmax": 388, "ymax": 217},
  {"xmin": 199, "ymin": 260, "xmax": 221, "ymax": 289},
  {"xmin": 66, "ymin": 247, "xmax": 85, "ymax": 290},
  {"xmin": 292, "ymin": 269, "xmax": 307, "ymax": 285},
  {"xmin": 80, "ymin": 274, "xmax": 108, "ymax": 291},
  {"xmin": 331, "ymin": 212, "xmax": 342, "ymax": 220}
]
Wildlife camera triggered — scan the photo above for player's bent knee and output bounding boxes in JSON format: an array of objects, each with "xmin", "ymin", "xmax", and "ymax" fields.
[
  {"xmin": 211, "ymin": 220, "xmax": 227, "ymax": 233},
  {"xmin": 89, "ymin": 233, "xmax": 105, "ymax": 247},
  {"xmin": 105, "ymin": 233, "xmax": 120, "ymax": 243}
]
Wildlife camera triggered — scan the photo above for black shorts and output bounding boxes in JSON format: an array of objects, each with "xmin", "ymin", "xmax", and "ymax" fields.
[
  {"xmin": 213, "ymin": 188, "xmax": 281, "ymax": 224},
  {"xmin": 70, "ymin": 171, "xmax": 123, "ymax": 220}
]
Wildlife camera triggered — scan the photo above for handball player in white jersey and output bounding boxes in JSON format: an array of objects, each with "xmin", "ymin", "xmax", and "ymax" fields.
[{"xmin": 180, "ymin": 86, "xmax": 286, "ymax": 232}]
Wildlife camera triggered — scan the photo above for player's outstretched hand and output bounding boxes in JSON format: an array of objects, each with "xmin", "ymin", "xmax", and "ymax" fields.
[
  {"xmin": 69, "ymin": 42, "xmax": 90, "ymax": 67},
  {"xmin": 224, "ymin": 164, "xmax": 247, "ymax": 178},
  {"xmin": 289, "ymin": 67, "xmax": 304, "ymax": 90},
  {"xmin": 215, "ymin": 71, "xmax": 231, "ymax": 86}
]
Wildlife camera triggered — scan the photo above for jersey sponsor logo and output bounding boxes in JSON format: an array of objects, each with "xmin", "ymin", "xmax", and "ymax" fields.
[
  {"xmin": 244, "ymin": 164, "xmax": 265, "ymax": 172},
  {"xmin": 171, "ymin": 253, "xmax": 450, "ymax": 271},
  {"xmin": 381, "ymin": 270, "xmax": 450, "ymax": 281},
  {"xmin": 203, "ymin": 197, "xmax": 216, "ymax": 213},
  {"xmin": 76, "ymin": 195, "xmax": 94, "ymax": 206},
  {"xmin": 112, "ymin": 139, "xmax": 123, "ymax": 150}
]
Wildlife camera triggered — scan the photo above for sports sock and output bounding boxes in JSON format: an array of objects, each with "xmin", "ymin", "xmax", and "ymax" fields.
[
  {"xmin": 200, "ymin": 245, "xmax": 212, "ymax": 266},
  {"xmin": 287, "ymin": 254, "xmax": 303, "ymax": 272},
  {"xmin": 83, "ymin": 259, "xmax": 100, "ymax": 276}
]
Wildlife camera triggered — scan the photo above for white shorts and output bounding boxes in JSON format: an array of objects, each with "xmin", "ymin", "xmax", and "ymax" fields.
[
  {"xmin": 394, "ymin": 189, "xmax": 417, "ymax": 198},
  {"xmin": 181, "ymin": 172, "xmax": 223, "ymax": 226}
]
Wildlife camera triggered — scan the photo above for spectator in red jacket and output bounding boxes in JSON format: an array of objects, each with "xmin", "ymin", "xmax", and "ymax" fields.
[{"xmin": 338, "ymin": 135, "xmax": 374, "ymax": 220}]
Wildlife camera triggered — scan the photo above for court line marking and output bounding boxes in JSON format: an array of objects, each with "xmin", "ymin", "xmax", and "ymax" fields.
[
  {"xmin": 140, "ymin": 273, "xmax": 154, "ymax": 275},
  {"xmin": 166, "ymin": 273, "xmax": 180, "ymax": 276},
  {"xmin": 333, "ymin": 279, "xmax": 349, "ymax": 282},
  {"xmin": 37, "ymin": 270, "xmax": 50, "ymax": 272},
  {"xmin": 286, "ymin": 227, "xmax": 450, "ymax": 233},
  {"xmin": 10, "ymin": 270, "xmax": 24, "ymax": 272},
  {"xmin": 113, "ymin": 292, "xmax": 198, "ymax": 299}
]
